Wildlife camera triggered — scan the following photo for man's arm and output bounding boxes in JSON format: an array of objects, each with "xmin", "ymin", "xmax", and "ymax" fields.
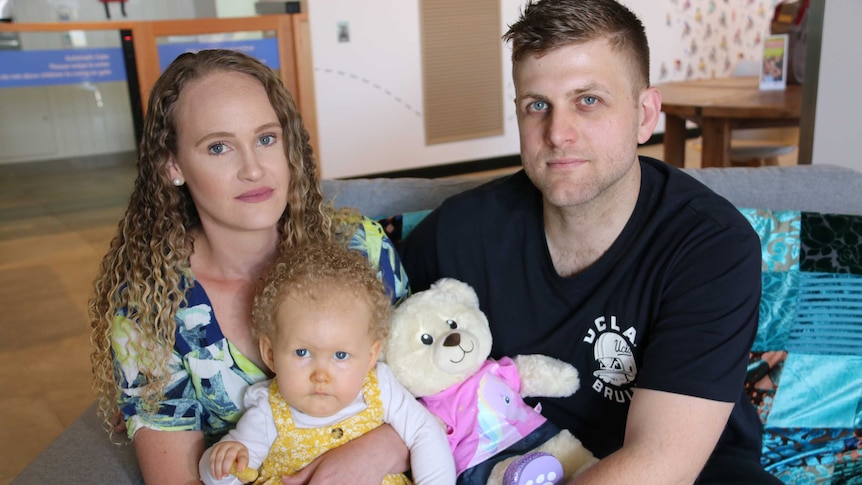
[{"xmin": 570, "ymin": 388, "xmax": 732, "ymax": 485}]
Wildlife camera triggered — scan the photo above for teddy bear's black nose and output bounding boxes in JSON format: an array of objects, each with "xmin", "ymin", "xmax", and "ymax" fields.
[{"xmin": 443, "ymin": 333, "xmax": 461, "ymax": 347}]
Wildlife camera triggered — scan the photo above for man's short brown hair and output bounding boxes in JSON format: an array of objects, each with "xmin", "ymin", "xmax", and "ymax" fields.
[{"xmin": 504, "ymin": 0, "xmax": 651, "ymax": 91}]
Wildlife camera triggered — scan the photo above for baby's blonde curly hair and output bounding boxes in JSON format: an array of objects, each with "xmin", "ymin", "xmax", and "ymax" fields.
[
  {"xmin": 253, "ymin": 242, "xmax": 392, "ymax": 345},
  {"xmin": 89, "ymin": 49, "xmax": 343, "ymax": 435}
]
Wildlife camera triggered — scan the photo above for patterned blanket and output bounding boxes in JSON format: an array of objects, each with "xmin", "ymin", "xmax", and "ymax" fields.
[{"xmin": 741, "ymin": 209, "xmax": 862, "ymax": 484}]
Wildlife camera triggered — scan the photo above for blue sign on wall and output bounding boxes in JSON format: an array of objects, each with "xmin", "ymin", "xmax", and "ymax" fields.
[
  {"xmin": 0, "ymin": 47, "xmax": 127, "ymax": 88},
  {"xmin": 0, "ymin": 38, "xmax": 279, "ymax": 89},
  {"xmin": 157, "ymin": 38, "xmax": 280, "ymax": 72}
]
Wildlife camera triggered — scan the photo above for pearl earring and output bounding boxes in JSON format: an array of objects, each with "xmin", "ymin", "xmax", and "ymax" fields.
[{"xmin": 172, "ymin": 178, "xmax": 184, "ymax": 186}]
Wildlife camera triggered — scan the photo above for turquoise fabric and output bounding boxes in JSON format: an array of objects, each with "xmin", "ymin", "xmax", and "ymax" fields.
[
  {"xmin": 375, "ymin": 209, "xmax": 432, "ymax": 247},
  {"xmin": 768, "ymin": 353, "xmax": 862, "ymax": 428},
  {"xmin": 741, "ymin": 208, "xmax": 862, "ymax": 484},
  {"xmin": 756, "ymin": 271, "xmax": 798, "ymax": 352}
]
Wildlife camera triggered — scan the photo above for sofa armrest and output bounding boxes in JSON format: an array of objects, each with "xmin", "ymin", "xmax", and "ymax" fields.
[{"xmin": 12, "ymin": 403, "xmax": 143, "ymax": 485}]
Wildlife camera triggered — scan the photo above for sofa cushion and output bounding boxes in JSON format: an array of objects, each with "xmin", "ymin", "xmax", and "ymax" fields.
[
  {"xmin": 740, "ymin": 208, "xmax": 862, "ymax": 483},
  {"xmin": 375, "ymin": 210, "xmax": 432, "ymax": 247}
]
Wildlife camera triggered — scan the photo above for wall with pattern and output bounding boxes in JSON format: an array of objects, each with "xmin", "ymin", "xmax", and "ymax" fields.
[{"xmin": 644, "ymin": 0, "xmax": 778, "ymax": 83}]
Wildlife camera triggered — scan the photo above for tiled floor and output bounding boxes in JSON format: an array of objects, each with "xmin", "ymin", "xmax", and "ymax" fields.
[
  {"xmin": 0, "ymin": 141, "xmax": 797, "ymax": 484},
  {"xmin": 0, "ymin": 156, "xmax": 136, "ymax": 485}
]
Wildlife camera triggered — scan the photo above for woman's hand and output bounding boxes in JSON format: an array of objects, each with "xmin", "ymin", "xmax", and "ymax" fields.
[
  {"xmin": 281, "ymin": 425, "xmax": 409, "ymax": 485},
  {"xmin": 111, "ymin": 407, "xmax": 127, "ymax": 435}
]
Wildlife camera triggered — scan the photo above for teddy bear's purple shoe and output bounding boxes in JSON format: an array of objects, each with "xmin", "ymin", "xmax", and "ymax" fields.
[{"xmin": 503, "ymin": 451, "xmax": 564, "ymax": 485}]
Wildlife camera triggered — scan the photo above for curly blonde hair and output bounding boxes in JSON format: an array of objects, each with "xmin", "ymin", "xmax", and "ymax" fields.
[
  {"xmin": 253, "ymin": 242, "xmax": 392, "ymax": 346},
  {"xmin": 89, "ymin": 49, "xmax": 337, "ymax": 433}
]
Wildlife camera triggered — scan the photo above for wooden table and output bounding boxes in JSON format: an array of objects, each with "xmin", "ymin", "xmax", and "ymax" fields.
[{"xmin": 656, "ymin": 77, "xmax": 802, "ymax": 168}]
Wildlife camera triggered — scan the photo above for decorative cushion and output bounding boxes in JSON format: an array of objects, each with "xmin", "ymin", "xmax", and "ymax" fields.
[
  {"xmin": 740, "ymin": 208, "xmax": 862, "ymax": 484},
  {"xmin": 376, "ymin": 210, "xmax": 432, "ymax": 248}
]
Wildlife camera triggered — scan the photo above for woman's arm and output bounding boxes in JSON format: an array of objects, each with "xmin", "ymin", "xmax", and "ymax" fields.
[
  {"xmin": 135, "ymin": 428, "xmax": 206, "ymax": 485},
  {"xmin": 280, "ymin": 424, "xmax": 409, "ymax": 485}
]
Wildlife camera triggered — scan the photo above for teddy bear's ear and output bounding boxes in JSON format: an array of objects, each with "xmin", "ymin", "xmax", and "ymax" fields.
[{"xmin": 430, "ymin": 278, "xmax": 480, "ymax": 308}]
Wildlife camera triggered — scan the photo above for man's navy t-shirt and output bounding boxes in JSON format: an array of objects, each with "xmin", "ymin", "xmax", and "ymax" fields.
[{"xmin": 400, "ymin": 157, "xmax": 763, "ymax": 459}]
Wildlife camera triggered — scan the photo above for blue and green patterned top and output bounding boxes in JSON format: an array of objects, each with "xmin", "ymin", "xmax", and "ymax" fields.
[{"xmin": 112, "ymin": 217, "xmax": 409, "ymax": 445}]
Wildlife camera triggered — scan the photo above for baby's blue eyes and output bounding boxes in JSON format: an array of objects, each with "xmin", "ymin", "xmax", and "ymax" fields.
[{"xmin": 293, "ymin": 349, "xmax": 349, "ymax": 360}]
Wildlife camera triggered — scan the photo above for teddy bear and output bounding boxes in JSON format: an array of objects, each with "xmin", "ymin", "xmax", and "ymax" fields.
[{"xmin": 383, "ymin": 278, "xmax": 597, "ymax": 485}]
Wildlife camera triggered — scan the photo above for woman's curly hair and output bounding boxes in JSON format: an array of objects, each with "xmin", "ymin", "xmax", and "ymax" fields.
[
  {"xmin": 252, "ymin": 241, "xmax": 392, "ymax": 346},
  {"xmin": 89, "ymin": 49, "xmax": 338, "ymax": 435}
]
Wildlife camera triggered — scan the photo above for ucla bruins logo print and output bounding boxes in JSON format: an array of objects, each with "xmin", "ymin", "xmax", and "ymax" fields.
[{"xmin": 582, "ymin": 315, "xmax": 637, "ymax": 404}]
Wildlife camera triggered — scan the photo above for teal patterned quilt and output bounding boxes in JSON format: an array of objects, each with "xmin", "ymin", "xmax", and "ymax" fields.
[{"xmin": 741, "ymin": 209, "xmax": 862, "ymax": 484}]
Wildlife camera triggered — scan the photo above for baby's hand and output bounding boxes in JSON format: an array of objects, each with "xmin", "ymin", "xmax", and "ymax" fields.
[
  {"xmin": 229, "ymin": 463, "xmax": 259, "ymax": 483},
  {"xmin": 209, "ymin": 441, "xmax": 256, "ymax": 482}
]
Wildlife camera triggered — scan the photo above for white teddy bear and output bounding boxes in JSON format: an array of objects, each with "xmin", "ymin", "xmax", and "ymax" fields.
[{"xmin": 383, "ymin": 278, "xmax": 597, "ymax": 485}]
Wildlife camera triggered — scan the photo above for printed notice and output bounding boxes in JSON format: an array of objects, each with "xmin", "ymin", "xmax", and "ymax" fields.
[
  {"xmin": 157, "ymin": 38, "xmax": 280, "ymax": 72},
  {"xmin": 0, "ymin": 48, "xmax": 126, "ymax": 88}
]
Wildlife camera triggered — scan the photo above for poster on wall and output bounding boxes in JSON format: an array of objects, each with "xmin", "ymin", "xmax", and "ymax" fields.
[{"xmin": 760, "ymin": 34, "xmax": 788, "ymax": 90}]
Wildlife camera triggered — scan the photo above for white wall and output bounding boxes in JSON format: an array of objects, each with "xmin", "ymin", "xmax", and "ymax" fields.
[
  {"xmin": 808, "ymin": 2, "xmax": 862, "ymax": 172},
  {"xmin": 307, "ymin": 0, "xmax": 522, "ymax": 178},
  {"xmin": 309, "ymin": 0, "xmax": 775, "ymax": 178}
]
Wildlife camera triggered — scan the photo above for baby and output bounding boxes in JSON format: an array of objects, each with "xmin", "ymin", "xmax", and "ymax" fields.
[{"xmin": 199, "ymin": 242, "xmax": 455, "ymax": 484}]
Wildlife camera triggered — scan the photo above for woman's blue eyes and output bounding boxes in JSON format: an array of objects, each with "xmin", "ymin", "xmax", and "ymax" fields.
[
  {"xmin": 258, "ymin": 134, "xmax": 276, "ymax": 146},
  {"xmin": 207, "ymin": 135, "xmax": 276, "ymax": 155},
  {"xmin": 208, "ymin": 143, "xmax": 227, "ymax": 155}
]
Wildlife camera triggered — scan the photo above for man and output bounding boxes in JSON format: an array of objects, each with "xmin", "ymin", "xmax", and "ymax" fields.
[{"xmin": 400, "ymin": 1, "xmax": 781, "ymax": 483}]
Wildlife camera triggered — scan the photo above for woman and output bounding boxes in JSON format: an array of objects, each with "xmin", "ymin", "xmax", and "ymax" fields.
[{"xmin": 90, "ymin": 49, "xmax": 409, "ymax": 485}]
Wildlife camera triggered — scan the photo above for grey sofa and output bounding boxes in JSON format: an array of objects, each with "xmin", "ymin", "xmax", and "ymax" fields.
[{"xmin": 12, "ymin": 164, "xmax": 862, "ymax": 484}]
